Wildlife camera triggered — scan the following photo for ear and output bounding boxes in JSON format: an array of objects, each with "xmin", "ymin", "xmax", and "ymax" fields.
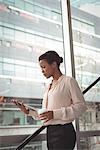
[{"xmin": 52, "ymin": 61, "xmax": 57, "ymax": 68}]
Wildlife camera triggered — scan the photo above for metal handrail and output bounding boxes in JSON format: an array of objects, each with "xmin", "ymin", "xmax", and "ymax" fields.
[
  {"xmin": 16, "ymin": 126, "xmax": 46, "ymax": 150},
  {"xmin": 82, "ymin": 76, "xmax": 100, "ymax": 94},
  {"xmin": 16, "ymin": 76, "xmax": 100, "ymax": 150}
]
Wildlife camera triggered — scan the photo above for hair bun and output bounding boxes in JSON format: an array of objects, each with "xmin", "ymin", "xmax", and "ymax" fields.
[{"xmin": 60, "ymin": 57, "xmax": 63, "ymax": 63}]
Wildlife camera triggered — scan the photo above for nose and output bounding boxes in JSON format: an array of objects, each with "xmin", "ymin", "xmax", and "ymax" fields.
[{"xmin": 42, "ymin": 69, "xmax": 44, "ymax": 74}]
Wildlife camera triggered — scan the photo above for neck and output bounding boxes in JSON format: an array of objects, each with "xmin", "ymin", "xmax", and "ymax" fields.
[{"xmin": 53, "ymin": 70, "xmax": 62, "ymax": 81}]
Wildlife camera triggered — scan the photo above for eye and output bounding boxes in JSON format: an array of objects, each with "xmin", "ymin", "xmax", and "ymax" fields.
[
  {"xmin": 42, "ymin": 65, "xmax": 46, "ymax": 68},
  {"xmin": 41, "ymin": 66, "xmax": 45, "ymax": 69}
]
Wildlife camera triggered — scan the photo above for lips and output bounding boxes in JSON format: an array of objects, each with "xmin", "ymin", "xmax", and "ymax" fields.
[
  {"xmin": 43, "ymin": 73, "xmax": 46, "ymax": 76},
  {"xmin": 43, "ymin": 74, "xmax": 48, "ymax": 78}
]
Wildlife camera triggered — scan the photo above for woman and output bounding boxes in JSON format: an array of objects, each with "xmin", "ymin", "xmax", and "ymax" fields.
[{"xmin": 13, "ymin": 51, "xmax": 87, "ymax": 150}]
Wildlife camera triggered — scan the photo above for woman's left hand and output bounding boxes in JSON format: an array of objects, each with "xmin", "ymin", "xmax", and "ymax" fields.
[
  {"xmin": 39, "ymin": 111, "xmax": 53, "ymax": 123},
  {"xmin": 12, "ymin": 100, "xmax": 29, "ymax": 114}
]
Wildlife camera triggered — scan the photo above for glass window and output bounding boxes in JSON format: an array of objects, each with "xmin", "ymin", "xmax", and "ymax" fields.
[
  {"xmin": 35, "ymin": 36, "xmax": 44, "ymax": 47},
  {"xmin": 0, "ymin": 62, "xmax": 2, "ymax": 74},
  {"xmin": 0, "ymin": 57, "xmax": 2, "ymax": 61},
  {"xmin": 44, "ymin": 9, "xmax": 52, "ymax": 19},
  {"xmin": 72, "ymin": 18, "xmax": 95, "ymax": 33},
  {"xmin": 73, "ymin": 44, "xmax": 100, "ymax": 90},
  {"xmin": 14, "ymin": 59, "xmax": 26, "ymax": 65},
  {"xmin": 3, "ymin": 0, "xmax": 15, "ymax": 5},
  {"xmin": 15, "ymin": 30, "xmax": 25, "ymax": 42},
  {"xmin": 3, "ymin": 63, "xmax": 14, "ymax": 71},
  {"xmin": 70, "ymin": 2, "xmax": 100, "ymax": 149},
  {"xmin": 15, "ymin": 25, "xmax": 24, "ymax": 32},
  {"xmin": 0, "ymin": 40, "xmax": 2, "ymax": 45},
  {"xmin": 25, "ymin": 2, "xmax": 34, "ymax": 13},
  {"xmin": 80, "ymin": 136, "xmax": 100, "ymax": 150},
  {"xmin": 3, "ymin": 27, "xmax": 14, "ymax": 39},
  {"xmin": 0, "ymin": 26, "xmax": 3, "ymax": 37},
  {"xmin": 0, "ymin": 110, "xmax": 25, "ymax": 126},
  {"xmin": 35, "ymin": 5, "xmax": 43, "ymax": 16},
  {"xmin": 3, "ymin": 57, "xmax": 14, "ymax": 64},
  {"xmin": 26, "ymin": 67, "xmax": 35, "ymax": 78},
  {"xmin": 15, "ymin": 0, "xmax": 24, "ymax": 9},
  {"xmin": 51, "ymin": 11, "xmax": 61, "ymax": 22},
  {"xmin": 3, "ymin": 22, "xmax": 15, "ymax": 29},
  {"xmin": 25, "ymin": 33, "xmax": 35, "ymax": 44},
  {"xmin": 5, "ymin": 41, "xmax": 11, "ymax": 47},
  {"xmin": 3, "ymin": 27, "xmax": 10, "ymax": 35},
  {"xmin": 3, "ymin": 63, "xmax": 14, "ymax": 75},
  {"xmin": 15, "ymin": 65, "xmax": 26, "ymax": 77},
  {"xmin": 0, "ymin": 0, "xmax": 66, "ymax": 129}
]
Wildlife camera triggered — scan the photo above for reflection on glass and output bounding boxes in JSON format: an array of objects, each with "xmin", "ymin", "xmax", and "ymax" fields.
[
  {"xmin": 0, "ymin": 0, "xmax": 64, "ymax": 100},
  {"xmin": 0, "ymin": 97, "xmax": 42, "ymax": 126},
  {"xmin": 24, "ymin": 141, "xmax": 47, "ymax": 150},
  {"xmin": 70, "ymin": 0, "xmax": 100, "ymax": 133},
  {"xmin": 0, "ymin": 109, "xmax": 41, "ymax": 126},
  {"xmin": 79, "ymin": 101, "xmax": 100, "ymax": 131},
  {"xmin": 80, "ymin": 136, "xmax": 100, "ymax": 150}
]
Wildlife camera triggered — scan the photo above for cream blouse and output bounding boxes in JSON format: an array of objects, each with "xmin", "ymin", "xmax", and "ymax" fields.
[
  {"xmin": 42, "ymin": 75, "xmax": 87, "ymax": 125},
  {"xmin": 30, "ymin": 75, "xmax": 87, "ymax": 125}
]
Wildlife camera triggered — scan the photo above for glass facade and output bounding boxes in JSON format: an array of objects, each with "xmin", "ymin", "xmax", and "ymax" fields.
[
  {"xmin": 70, "ymin": 0, "xmax": 100, "ymax": 149},
  {"xmin": 80, "ymin": 136, "xmax": 100, "ymax": 150},
  {"xmin": 0, "ymin": 0, "xmax": 100, "ymax": 149},
  {"xmin": 0, "ymin": 0, "xmax": 65, "ymax": 127},
  {"xmin": 0, "ymin": 0, "xmax": 67, "ymax": 149}
]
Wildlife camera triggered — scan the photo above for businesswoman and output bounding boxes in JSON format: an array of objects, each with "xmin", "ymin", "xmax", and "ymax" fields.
[{"xmin": 13, "ymin": 50, "xmax": 87, "ymax": 150}]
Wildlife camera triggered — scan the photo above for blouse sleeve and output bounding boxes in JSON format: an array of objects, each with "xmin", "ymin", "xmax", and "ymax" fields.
[{"xmin": 53, "ymin": 77, "xmax": 87, "ymax": 121}]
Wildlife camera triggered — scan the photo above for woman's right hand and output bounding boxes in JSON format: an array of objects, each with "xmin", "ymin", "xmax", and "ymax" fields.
[{"xmin": 12, "ymin": 100, "xmax": 29, "ymax": 114}]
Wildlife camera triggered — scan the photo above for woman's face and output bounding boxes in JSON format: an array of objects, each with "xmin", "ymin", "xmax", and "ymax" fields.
[{"xmin": 39, "ymin": 59, "xmax": 54, "ymax": 78}]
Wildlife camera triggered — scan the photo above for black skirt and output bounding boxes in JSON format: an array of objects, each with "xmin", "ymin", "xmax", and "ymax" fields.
[{"xmin": 47, "ymin": 123, "xmax": 76, "ymax": 150}]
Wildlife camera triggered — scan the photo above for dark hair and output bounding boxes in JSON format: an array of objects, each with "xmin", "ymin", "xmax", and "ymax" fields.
[{"xmin": 38, "ymin": 50, "xmax": 63, "ymax": 67}]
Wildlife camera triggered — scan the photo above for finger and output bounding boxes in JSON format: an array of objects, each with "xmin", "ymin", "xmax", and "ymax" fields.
[
  {"xmin": 39, "ymin": 113, "xmax": 48, "ymax": 117},
  {"xmin": 16, "ymin": 102, "xmax": 23, "ymax": 108},
  {"xmin": 12, "ymin": 99, "xmax": 18, "ymax": 103},
  {"xmin": 43, "ymin": 118, "xmax": 49, "ymax": 123},
  {"xmin": 12, "ymin": 100, "xmax": 17, "ymax": 105},
  {"xmin": 15, "ymin": 100, "xmax": 23, "ymax": 106},
  {"xmin": 18, "ymin": 100, "xmax": 23, "ymax": 104},
  {"xmin": 14, "ymin": 100, "xmax": 20, "ymax": 105},
  {"xmin": 13, "ymin": 101, "xmax": 22, "ymax": 109},
  {"xmin": 22, "ymin": 105, "xmax": 26, "ymax": 110},
  {"xmin": 21, "ymin": 102, "xmax": 25, "ymax": 107},
  {"xmin": 21, "ymin": 102, "xmax": 27, "ymax": 109},
  {"xmin": 40, "ymin": 111, "xmax": 48, "ymax": 115},
  {"xmin": 4, "ymin": 98, "xmax": 6, "ymax": 103},
  {"xmin": 39, "ymin": 116, "xmax": 47, "ymax": 120},
  {"xmin": 11, "ymin": 99, "xmax": 15, "ymax": 103}
]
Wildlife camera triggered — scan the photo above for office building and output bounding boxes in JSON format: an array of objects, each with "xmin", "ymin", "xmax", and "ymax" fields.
[{"xmin": 0, "ymin": 0, "xmax": 100, "ymax": 149}]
